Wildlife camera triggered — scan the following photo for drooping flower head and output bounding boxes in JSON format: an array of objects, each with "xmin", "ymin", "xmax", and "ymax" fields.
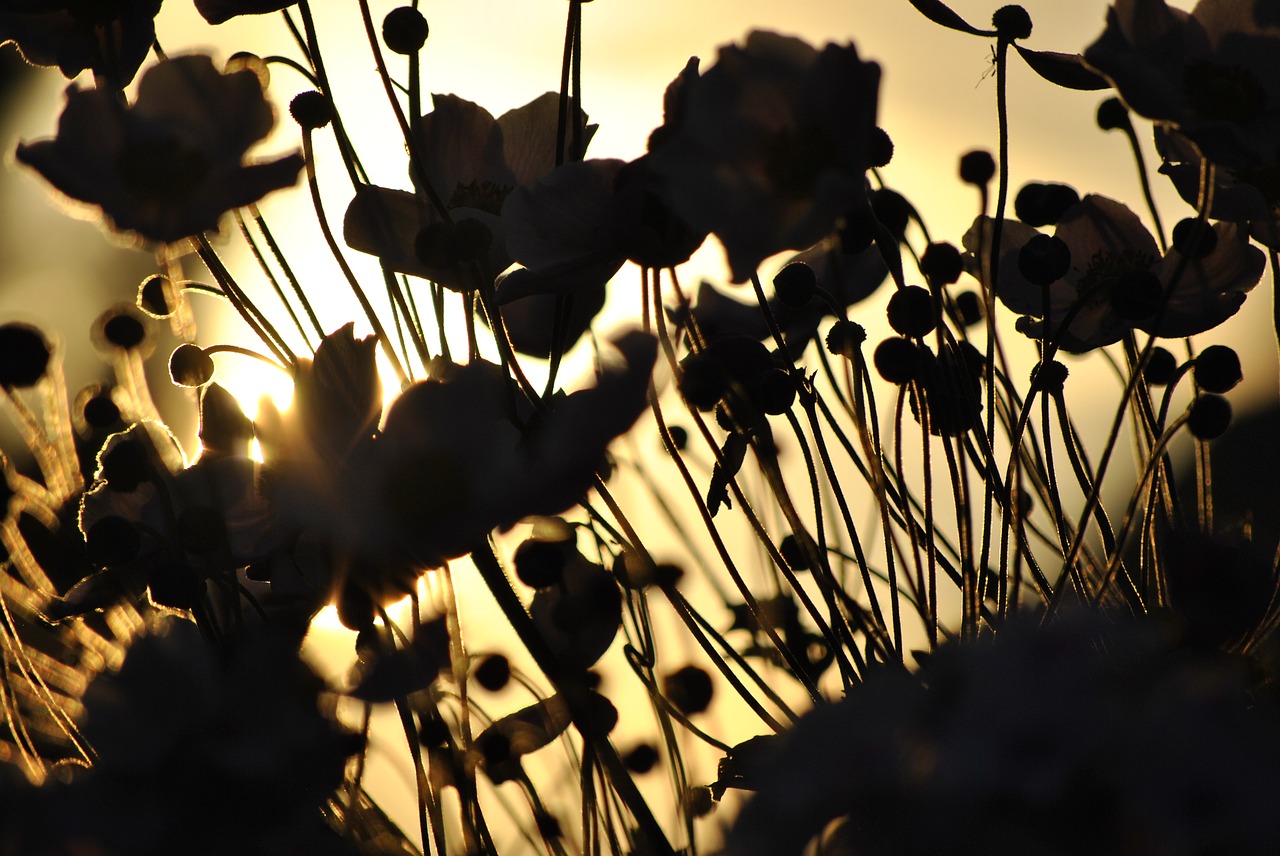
[
  {"xmin": 648, "ymin": 31, "xmax": 881, "ymax": 282},
  {"xmin": 16, "ymin": 54, "xmax": 304, "ymax": 246}
]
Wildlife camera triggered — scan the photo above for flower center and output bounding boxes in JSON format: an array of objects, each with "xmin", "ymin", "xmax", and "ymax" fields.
[
  {"xmin": 1074, "ymin": 249, "xmax": 1157, "ymax": 314},
  {"xmin": 116, "ymin": 137, "xmax": 210, "ymax": 204},
  {"xmin": 1184, "ymin": 61, "xmax": 1267, "ymax": 125},
  {"xmin": 447, "ymin": 179, "xmax": 512, "ymax": 216}
]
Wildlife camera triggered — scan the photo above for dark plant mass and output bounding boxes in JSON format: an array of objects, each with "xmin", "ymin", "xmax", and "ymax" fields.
[{"xmin": 3, "ymin": 1, "xmax": 1280, "ymax": 854}]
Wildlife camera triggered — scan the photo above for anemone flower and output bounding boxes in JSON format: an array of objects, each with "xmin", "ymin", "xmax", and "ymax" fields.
[
  {"xmin": 964, "ymin": 194, "xmax": 1264, "ymax": 352},
  {"xmin": 15, "ymin": 54, "xmax": 304, "ymax": 246},
  {"xmin": 1155, "ymin": 125, "xmax": 1280, "ymax": 250},
  {"xmin": 24, "ymin": 617, "xmax": 362, "ymax": 856},
  {"xmin": 646, "ymin": 30, "xmax": 880, "ymax": 283},
  {"xmin": 1084, "ymin": 0, "xmax": 1280, "ymax": 172},
  {"xmin": 343, "ymin": 92, "xmax": 594, "ymax": 293},
  {"xmin": 0, "ymin": 0, "xmax": 161, "ymax": 89},
  {"xmin": 257, "ymin": 325, "xmax": 656, "ymax": 610}
]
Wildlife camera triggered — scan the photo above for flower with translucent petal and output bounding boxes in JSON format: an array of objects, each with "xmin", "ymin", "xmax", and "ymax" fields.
[
  {"xmin": 647, "ymin": 31, "xmax": 880, "ymax": 283},
  {"xmin": 16, "ymin": 54, "xmax": 304, "ymax": 245},
  {"xmin": 964, "ymin": 194, "xmax": 1264, "ymax": 351},
  {"xmin": 344, "ymin": 92, "xmax": 593, "ymax": 293},
  {"xmin": 374, "ymin": 330, "xmax": 657, "ymax": 568},
  {"xmin": 1084, "ymin": 0, "xmax": 1280, "ymax": 173},
  {"xmin": 257, "ymin": 326, "xmax": 655, "ymax": 607}
]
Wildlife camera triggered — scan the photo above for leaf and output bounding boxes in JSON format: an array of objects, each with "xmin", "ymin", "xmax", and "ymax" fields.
[
  {"xmin": 42, "ymin": 566, "xmax": 147, "ymax": 622},
  {"xmin": 529, "ymin": 548, "xmax": 622, "ymax": 670},
  {"xmin": 348, "ymin": 618, "xmax": 450, "ymax": 702},
  {"xmin": 906, "ymin": 0, "xmax": 991, "ymax": 36},
  {"xmin": 1014, "ymin": 46, "xmax": 1109, "ymax": 91},
  {"xmin": 707, "ymin": 430, "xmax": 749, "ymax": 518},
  {"xmin": 711, "ymin": 735, "xmax": 778, "ymax": 800},
  {"xmin": 473, "ymin": 694, "xmax": 573, "ymax": 784}
]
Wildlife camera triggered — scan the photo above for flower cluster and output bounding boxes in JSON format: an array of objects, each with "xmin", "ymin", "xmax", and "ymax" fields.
[{"xmin": 4, "ymin": 1, "xmax": 1280, "ymax": 854}]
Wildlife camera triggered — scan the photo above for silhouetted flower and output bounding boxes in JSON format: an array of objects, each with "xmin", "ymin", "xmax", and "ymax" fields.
[
  {"xmin": 725, "ymin": 614, "xmax": 1280, "ymax": 856},
  {"xmin": 1084, "ymin": 0, "xmax": 1280, "ymax": 172},
  {"xmin": 31, "ymin": 617, "xmax": 361, "ymax": 856},
  {"xmin": 60, "ymin": 394, "xmax": 277, "ymax": 617},
  {"xmin": 647, "ymin": 30, "xmax": 881, "ymax": 282},
  {"xmin": 375, "ymin": 330, "xmax": 657, "ymax": 568},
  {"xmin": 16, "ymin": 54, "xmax": 304, "ymax": 245},
  {"xmin": 964, "ymin": 194, "xmax": 1264, "ymax": 351},
  {"xmin": 0, "ymin": 0, "xmax": 162, "ymax": 89},
  {"xmin": 1155, "ymin": 125, "xmax": 1280, "ymax": 249},
  {"xmin": 344, "ymin": 92, "xmax": 592, "ymax": 292},
  {"xmin": 495, "ymin": 154, "xmax": 705, "ymax": 356},
  {"xmin": 258, "ymin": 326, "xmax": 655, "ymax": 607}
]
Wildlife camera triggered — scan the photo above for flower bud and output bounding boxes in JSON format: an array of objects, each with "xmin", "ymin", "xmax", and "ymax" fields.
[
  {"xmin": 1017, "ymin": 234, "xmax": 1071, "ymax": 286},
  {"xmin": 1172, "ymin": 218, "xmax": 1218, "ymax": 258},
  {"xmin": 772, "ymin": 262, "xmax": 817, "ymax": 307},
  {"xmin": 887, "ymin": 285, "xmax": 936, "ymax": 337},
  {"xmin": 1143, "ymin": 347, "xmax": 1178, "ymax": 386},
  {"xmin": 1194, "ymin": 345, "xmax": 1242, "ymax": 393},
  {"xmin": 1015, "ymin": 182, "xmax": 1080, "ymax": 227},
  {"xmin": 959, "ymin": 150, "xmax": 996, "ymax": 186},
  {"xmin": 1187, "ymin": 394, "xmax": 1231, "ymax": 440},
  {"xmin": 874, "ymin": 337, "xmax": 921, "ymax": 384},
  {"xmin": 1096, "ymin": 97, "xmax": 1130, "ymax": 131},
  {"xmin": 0, "ymin": 323, "xmax": 51, "ymax": 388},
  {"xmin": 290, "ymin": 90, "xmax": 333, "ymax": 130},
  {"xmin": 382, "ymin": 6, "xmax": 429, "ymax": 55},
  {"xmin": 992, "ymin": 5, "xmax": 1033, "ymax": 39},
  {"xmin": 169, "ymin": 344, "xmax": 215, "ymax": 388}
]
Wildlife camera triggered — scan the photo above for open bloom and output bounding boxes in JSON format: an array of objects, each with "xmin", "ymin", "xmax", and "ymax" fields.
[
  {"xmin": 647, "ymin": 31, "xmax": 881, "ymax": 282},
  {"xmin": 258, "ymin": 326, "xmax": 656, "ymax": 607},
  {"xmin": 496, "ymin": 155, "xmax": 705, "ymax": 355},
  {"xmin": 0, "ymin": 0, "xmax": 161, "ymax": 88},
  {"xmin": 964, "ymin": 194, "xmax": 1264, "ymax": 351},
  {"xmin": 1084, "ymin": 0, "xmax": 1280, "ymax": 172},
  {"xmin": 16, "ymin": 54, "xmax": 304, "ymax": 245},
  {"xmin": 374, "ymin": 330, "xmax": 657, "ymax": 568},
  {"xmin": 344, "ymin": 92, "xmax": 592, "ymax": 293}
]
